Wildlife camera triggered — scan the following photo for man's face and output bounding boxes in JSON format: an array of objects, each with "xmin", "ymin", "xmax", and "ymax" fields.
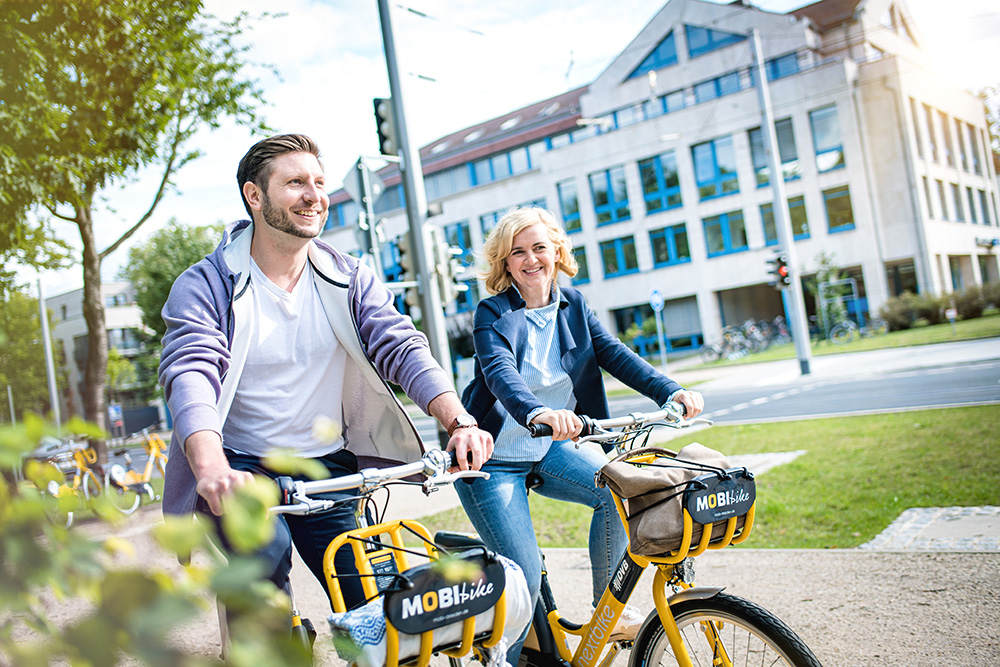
[{"xmin": 257, "ymin": 152, "xmax": 329, "ymax": 239}]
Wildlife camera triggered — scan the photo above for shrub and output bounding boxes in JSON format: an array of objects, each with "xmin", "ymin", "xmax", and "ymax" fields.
[
  {"xmin": 981, "ymin": 281, "xmax": 1000, "ymax": 310},
  {"xmin": 951, "ymin": 285, "xmax": 986, "ymax": 320},
  {"xmin": 880, "ymin": 292, "xmax": 920, "ymax": 330}
]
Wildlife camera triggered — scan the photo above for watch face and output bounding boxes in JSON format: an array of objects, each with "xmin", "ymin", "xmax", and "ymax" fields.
[{"xmin": 456, "ymin": 415, "xmax": 476, "ymax": 427}]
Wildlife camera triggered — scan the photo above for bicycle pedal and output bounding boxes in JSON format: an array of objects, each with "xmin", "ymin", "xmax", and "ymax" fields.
[{"xmin": 302, "ymin": 617, "xmax": 317, "ymax": 646}]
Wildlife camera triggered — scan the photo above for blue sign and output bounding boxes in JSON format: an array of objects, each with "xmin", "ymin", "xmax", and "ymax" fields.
[{"xmin": 649, "ymin": 289, "xmax": 664, "ymax": 312}]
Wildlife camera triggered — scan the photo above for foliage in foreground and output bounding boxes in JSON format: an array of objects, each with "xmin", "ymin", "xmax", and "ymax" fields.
[{"xmin": 0, "ymin": 415, "xmax": 310, "ymax": 666}]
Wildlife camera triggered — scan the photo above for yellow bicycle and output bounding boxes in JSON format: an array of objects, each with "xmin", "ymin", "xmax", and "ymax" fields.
[
  {"xmin": 104, "ymin": 429, "xmax": 169, "ymax": 515},
  {"xmin": 30, "ymin": 440, "xmax": 102, "ymax": 528}
]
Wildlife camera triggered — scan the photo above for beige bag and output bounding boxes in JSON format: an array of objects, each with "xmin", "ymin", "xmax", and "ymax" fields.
[{"xmin": 596, "ymin": 443, "xmax": 750, "ymax": 557}]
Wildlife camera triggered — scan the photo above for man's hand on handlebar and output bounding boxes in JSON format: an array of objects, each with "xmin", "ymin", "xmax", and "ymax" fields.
[
  {"xmin": 669, "ymin": 389, "xmax": 705, "ymax": 418},
  {"xmin": 446, "ymin": 426, "xmax": 494, "ymax": 472},
  {"xmin": 529, "ymin": 409, "xmax": 583, "ymax": 441}
]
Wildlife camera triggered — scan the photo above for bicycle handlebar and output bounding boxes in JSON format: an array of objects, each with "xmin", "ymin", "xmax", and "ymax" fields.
[
  {"xmin": 526, "ymin": 401, "xmax": 710, "ymax": 441},
  {"xmin": 270, "ymin": 449, "xmax": 486, "ymax": 516}
]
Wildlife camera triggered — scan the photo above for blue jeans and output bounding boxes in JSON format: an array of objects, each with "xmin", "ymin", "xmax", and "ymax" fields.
[
  {"xmin": 455, "ymin": 440, "xmax": 627, "ymax": 662},
  {"xmin": 196, "ymin": 448, "xmax": 369, "ymax": 611}
]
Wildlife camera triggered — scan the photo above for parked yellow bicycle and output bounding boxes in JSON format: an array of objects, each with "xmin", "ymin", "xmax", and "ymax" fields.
[
  {"xmin": 104, "ymin": 429, "xmax": 169, "ymax": 515},
  {"xmin": 29, "ymin": 440, "xmax": 102, "ymax": 528}
]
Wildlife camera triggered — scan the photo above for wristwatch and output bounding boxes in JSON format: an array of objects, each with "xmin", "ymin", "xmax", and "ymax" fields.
[{"xmin": 447, "ymin": 413, "xmax": 478, "ymax": 438}]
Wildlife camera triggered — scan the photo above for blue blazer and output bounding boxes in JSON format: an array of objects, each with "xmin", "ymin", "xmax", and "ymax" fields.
[{"xmin": 461, "ymin": 286, "xmax": 682, "ymax": 449}]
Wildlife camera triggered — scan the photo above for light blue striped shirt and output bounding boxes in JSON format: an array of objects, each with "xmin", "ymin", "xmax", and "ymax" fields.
[{"xmin": 493, "ymin": 289, "xmax": 575, "ymax": 462}]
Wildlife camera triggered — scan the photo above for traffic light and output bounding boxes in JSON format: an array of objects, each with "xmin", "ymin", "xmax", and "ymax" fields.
[
  {"xmin": 373, "ymin": 97, "xmax": 398, "ymax": 156},
  {"xmin": 429, "ymin": 226, "xmax": 468, "ymax": 305},
  {"xmin": 396, "ymin": 231, "xmax": 419, "ymax": 307},
  {"xmin": 767, "ymin": 252, "xmax": 791, "ymax": 288}
]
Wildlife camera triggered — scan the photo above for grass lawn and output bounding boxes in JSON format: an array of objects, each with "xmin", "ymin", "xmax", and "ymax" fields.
[{"xmin": 416, "ymin": 405, "xmax": 1000, "ymax": 549}]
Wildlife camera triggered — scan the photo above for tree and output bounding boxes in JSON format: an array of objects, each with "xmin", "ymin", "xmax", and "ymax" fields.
[
  {"xmin": 804, "ymin": 251, "xmax": 850, "ymax": 338},
  {"xmin": 976, "ymin": 85, "xmax": 999, "ymax": 159},
  {"xmin": 0, "ymin": 284, "xmax": 65, "ymax": 423},
  {"xmin": 105, "ymin": 347, "xmax": 138, "ymax": 408},
  {"xmin": 0, "ymin": 2, "xmax": 270, "ymax": 463},
  {"xmin": 122, "ymin": 219, "xmax": 222, "ymax": 340}
]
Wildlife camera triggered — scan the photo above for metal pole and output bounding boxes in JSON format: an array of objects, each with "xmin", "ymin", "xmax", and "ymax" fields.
[
  {"xmin": 7, "ymin": 385, "xmax": 15, "ymax": 427},
  {"xmin": 654, "ymin": 309, "xmax": 667, "ymax": 371},
  {"xmin": 750, "ymin": 29, "xmax": 812, "ymax": 375},
  {"xmin": 37, "ymin": 279, "xmax": 62, "ymax": 429},
  {"xmin": 376, "ymin": 0, "xmax": 449, "ymax": 370}
]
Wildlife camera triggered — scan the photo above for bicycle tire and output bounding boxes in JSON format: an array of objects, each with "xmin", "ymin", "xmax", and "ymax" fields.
[
  {"xmin": 630, "ymin": 592, "xmax": 822, "ymax": 667},
  {"xmin": 865, "ymin": 318, "xmax": 889, "ymax": 336},
  {"xmin": 829, "ymin": 322, "xmax": 854, "ymax": 345},
  {"xmin": 82, "ymin": 468, "xmax": 101, "ymax": 503},
  {"xmin": 699, "ymin": 344, "xmax": 721, "ymax": 363},
  {"xmin": 105, "ymin": 471, "xmax": 141, "ymax": 515}
]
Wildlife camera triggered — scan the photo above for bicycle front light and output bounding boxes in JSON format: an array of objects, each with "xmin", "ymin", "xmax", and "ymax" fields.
[
  {"xmin": 47, "ymin": 480, "xmax": 61, "ymax": 495},
  {"xmin": 109, "ymin": 463, "xmax": 128, "ymax": 485}
]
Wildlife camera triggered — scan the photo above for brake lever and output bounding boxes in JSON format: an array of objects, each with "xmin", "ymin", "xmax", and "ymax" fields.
[{"xmin": 422, "ymin": 470, "xmax": 489, "ymax": 493}]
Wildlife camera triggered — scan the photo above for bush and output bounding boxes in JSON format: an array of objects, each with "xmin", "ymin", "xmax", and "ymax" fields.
[
  {"xmin": 880, "ymin": 292, "xmax": 922, "ymax": 330},
  {"xmin": 981, "ymin": 281, "xmax": 1000, "ymax": 310},
  {"xmin": 952, "ymin": 285, "xmax": 986, "ymax": 320}
]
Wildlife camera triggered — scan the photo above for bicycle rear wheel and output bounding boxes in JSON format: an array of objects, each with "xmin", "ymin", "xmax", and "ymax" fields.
[
  {"xmin": 829, "ymin": 322, "xmax": 854, "ymax": 345},
  {"xmin": 630, "ymin": 593, "xmax": 822, "ymax": 667}
]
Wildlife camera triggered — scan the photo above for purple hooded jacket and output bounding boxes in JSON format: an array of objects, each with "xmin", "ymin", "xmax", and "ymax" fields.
[{"xmin": 158, "ymin": 220, "xmax": 454, "ymax": 515}]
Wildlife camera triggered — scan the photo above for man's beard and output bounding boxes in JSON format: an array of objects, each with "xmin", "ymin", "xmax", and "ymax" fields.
[{"xmin": 261, "ymin": 192, "xmax": 321, "ymax": 239}]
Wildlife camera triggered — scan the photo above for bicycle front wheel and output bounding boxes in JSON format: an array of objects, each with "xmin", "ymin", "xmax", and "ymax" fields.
[
  {"xmin": 699, "ymin": 344, "xmax": 721, "ymax": 363},
  {"xmin": 829, "ymin": 323, "xmax": 853, "ymax": 345},
  {"xmin": 630, "ymin": 593, "xmax": 822, "ymax": 667},
  {"xmin": 105, "ymin": 469, "xmax": 141, "ymax": 514}
]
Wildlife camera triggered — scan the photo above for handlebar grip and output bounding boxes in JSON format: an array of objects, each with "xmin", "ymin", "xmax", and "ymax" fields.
[{"xmin": 527, "ymin": 422, "xmax": 552, "ymax": 438}]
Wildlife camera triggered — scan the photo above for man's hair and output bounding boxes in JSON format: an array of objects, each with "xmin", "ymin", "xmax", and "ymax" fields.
[{"xmin": 236, "ymin": 134, "xmax": 321, "ymax": 218}]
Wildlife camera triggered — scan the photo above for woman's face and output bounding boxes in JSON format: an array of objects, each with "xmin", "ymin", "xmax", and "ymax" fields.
[{"xmin": 505, "ymin": 223, "xmax": 557, "ymax": 296}]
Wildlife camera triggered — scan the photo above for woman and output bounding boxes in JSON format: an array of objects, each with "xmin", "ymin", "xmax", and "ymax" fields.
[{"xmin": 458, "ymin": 208, "xmax": 704, "ymax": 661}]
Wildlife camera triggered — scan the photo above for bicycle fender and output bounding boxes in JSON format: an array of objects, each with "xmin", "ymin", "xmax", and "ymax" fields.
[{"xmin": 667, "ymin": 586, "xmax": 725, "ymax": 605}]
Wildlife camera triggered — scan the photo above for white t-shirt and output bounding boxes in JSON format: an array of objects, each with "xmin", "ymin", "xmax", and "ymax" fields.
[{"xmin": 223, "ymin": 259, "xmax": 348, "ymax": 457}]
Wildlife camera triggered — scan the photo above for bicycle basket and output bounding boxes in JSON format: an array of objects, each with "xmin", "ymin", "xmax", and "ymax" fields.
[{"xmin": 596, "ymin": 443, "xmax": 755, "ymax": 559}]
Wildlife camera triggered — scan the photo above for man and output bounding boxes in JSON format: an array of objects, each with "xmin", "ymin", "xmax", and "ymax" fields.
[{"xmin": 159, "ymin": 133, "xmax": 493, "ymax": 609}]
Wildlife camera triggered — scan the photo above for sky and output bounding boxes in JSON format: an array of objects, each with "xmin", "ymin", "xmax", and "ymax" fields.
[{"xmin": 22, "ymin": 0, "xmax": 1000, "ymax": 298}]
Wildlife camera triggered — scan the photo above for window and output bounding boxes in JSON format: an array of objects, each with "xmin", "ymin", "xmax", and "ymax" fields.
[
  {"xmin": 600, "ymin": 236, "xmax": 639, "ymax": 278},
  {"xmin": 692, "ymin": 135, "xmax": 739, "ymax": 200},
  {"xmin": 557, "ymin": 179, "xmax": 581, "ymax": 232},
  {"xmin": 923, "ymin": 104, "xmax": 938, "ymax": 162},
  {"xmin": 922, "ymin": 176, "xmax": 934, "ymax": 218},
  {"xmin": 980, "ymin": 190, "xmax": 994, "ymax": 226},
  {"xmin": 571, "ymin": 247, "xmax": 590, "ymax": 285},
  {"xmin": 823, "ymin": 186, "xmax": 855, "ymax": 232},
  {"xmin": 940, "ymin": 111, "xmax": 954, "ymax": 167},
  {"xmin": 693, "ymin": 72, "xmax": 741, "ymax": 103},
  {"xmin": 969, "ymin": 124, "xmax": 982, "ymax": 175},
  {"xmin": 749, "ymin": 118, "xmax": 799, "ymax": 187},
  {"xmin": 936, "ymin": 180, "xmax": 949, "ymax": 220},
  {"xmin": 638, "ymin": 151, "xmax": 682, "ymax": 213},
  {"xmin": 628, "ymin": 31, "xmax": 677, "ymax": 79},
  {"xmin": 509, "ymin": 147, "xmax": 530, "ymax": 174},
  {"xmin": 329, "ymin": 199, "xmax": 359, "ymax": 229},
  {"xmin": 702, "ymin": 210, "xmax": 748, "ymax": 257},
  {"xmin": 956, "ymin": 119, "xmax": 968, "ymax": 171},
  {"xmin": 952, "ymin": 183, "xmax": 964, "ymax": 222},
  {"xmin": 425, "ymin": 165, "xmax": 471, "ymax": 201},
  {"xmin": 766, "ymin": 53, "xmax": 799, "ymax": 80},
  {"xmin": 810, "ymin": 106, "xmax": 845, "ymax": 172},
  {"xmin": 909, "ymin": 98, "xmax": 923, "ymax": 159},
  {"xmin": 761, "ymin": 196, "xmax": 809, "ymax": 244},
  {"xmin": 373, "ymin": 184, "xmax": 404, "ymax": 214},
  {"xmin": 649, "ymin": 224, "xmax": 691, "ymax": 266},
  {"xmin": 480, "ymin": 199, "xmax": 546, "ymax": 237},
  {"xmin": 589, "ymin": 166, "xmax": 631, "ymax": 225},
  {"xmin": 663, "ymin": 90, "xmax": 686, "ymax": 114},
  {"xmin": 685, "ymin": 24, "xmax": 746, "ymax": 58},
  {"xmin": 968, "ymin": 187, "xmax": 978, "ymax": 223}
]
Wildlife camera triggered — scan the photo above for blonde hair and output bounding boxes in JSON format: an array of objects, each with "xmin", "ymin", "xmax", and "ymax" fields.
[{"xmin": 479, "ymin": 207, "xmax": 578, "ymax": 295}]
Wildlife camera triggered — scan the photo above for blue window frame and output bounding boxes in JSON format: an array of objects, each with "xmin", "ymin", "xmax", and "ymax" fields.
[
  {"xmin": 685, "ymin": 25, "xmax": 746, "ymax": 58},
  {"xmin": 589, "ymin": 166, "xmax": 631, "ymax": 225},
  {"xmin": 650, "ymin": 224, "xmax": 691, "ymax": 267},
  {"xmin": 373, "ymin": 184, "xmax": 404, "ymax": 215},
  {"xmin": 810, "ymin": 106, "xmax": 845, "ymax": 172},
  {"xmin": 571, "ymin": 247, "xmax": 590, "ymax": 285},
  {"xmin": 327, "ymin": 199, "xmax": 358, "ymax": 230},
  {"xmin": 693, "ymin": 72, "xmax": 741, "ymax": 103},
  {"xmin": 702, "ymin": 210, "xmax": 748, "ymax": 257},
  {"xmin": 557, "ymin": 179, "xmax": 581, "ymax": 232},
  {"xmin": 760, "ymin": 196, "xmax": 809, "ymax": 245},
  {"xmin": 443, "ymin": 221, "xmax": 478, "ymax": 313},
  {"xmin": 663, "ymin": 90, "xmax": 686, "ymax": 114},
  {"xmin": 600, "ymin": 236, "xmax": 639, "ymax": 278},
  {"xmin": 638, "ymin": 151, "xmax": 682, "ymax": 213},
  {"xmin": 823, "ymin": 186, "xmax": 855, "ymax": 232},
  {"xmin": 767, "ymin": 53, "xmax": 800, "ymax": 80},
  {"xmin": 480, "ymin": 199, "xmax": 547, "ymax": 238},
  {"xmin": 692, "ymin": 136, "xmax": 739, "ymax": 200},
  {"xmin": 748, "ymin": 118, "xmax": 800, "ymax": 187},
  {"xmin": 470, "ymin": 146, "xmax": 534, "ymax": 186},
  {"xmin": 628, "ymin": 31, "xmax": 677, "ymax": 79}
]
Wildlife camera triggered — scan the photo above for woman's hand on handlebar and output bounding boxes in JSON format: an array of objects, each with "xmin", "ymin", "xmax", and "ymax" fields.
[
  {"xmin": 669, "ymin": 389, "xmax": 705, "ymax": 418},
  {"xmin": 529, "ymin": 409, "xmax": 583, "ymax": 441}
]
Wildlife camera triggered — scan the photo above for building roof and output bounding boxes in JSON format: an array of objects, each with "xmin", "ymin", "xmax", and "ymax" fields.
[{"xmin": 791, "ymin": 0, "xmax": 863, "ymax": 31}]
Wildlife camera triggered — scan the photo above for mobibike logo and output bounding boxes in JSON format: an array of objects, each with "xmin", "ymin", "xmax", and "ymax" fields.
[
  {"xmin": 400, "ymin": 579, "xmax": 495, "ymax": 620},
  {"xmin": 694, "ymin": 487, "xmax": 751, "ymax": 514},
  {"xmin": 579, "ymin": 605, "xmax": 616, "ymax": 666}
]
